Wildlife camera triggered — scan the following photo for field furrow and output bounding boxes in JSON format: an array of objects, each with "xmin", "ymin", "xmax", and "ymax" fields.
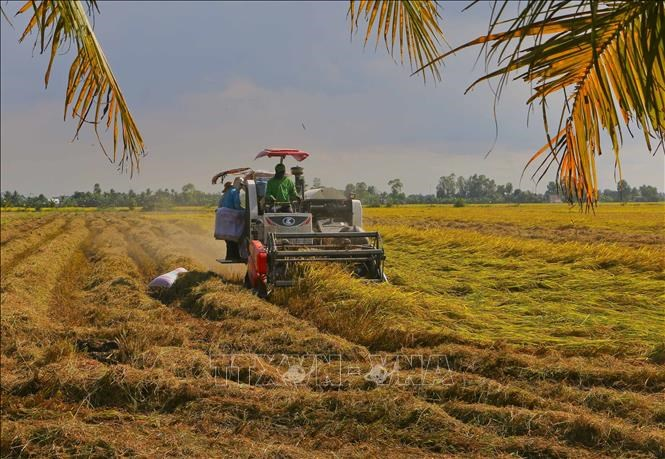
[
  {"xmin": 0, "ymin": 213, "xmax": 58, "ymax": 246},
  {"xmin": 441, "ymin": 401, "xmax": 664, "ymax": 457},
  {"xmin": 0, "ymin": 216, "xmax": 71, "ymax": 279},
  {"xmin": 1, "ymin": 216, "xmax": 89, "ymax": 392}
]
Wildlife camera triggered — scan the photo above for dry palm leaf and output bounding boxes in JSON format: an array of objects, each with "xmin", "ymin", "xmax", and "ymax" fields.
[
  {"xmin": 349, "ymin": 0, "xmax": 445, "ymax": 81},
  {"xmin": 419, "ymin": 0, "xmax": 664, "ymax": 208},
  {"xmin": 16, "ymin": 0, "xmax": 144, "ymax": 174}
]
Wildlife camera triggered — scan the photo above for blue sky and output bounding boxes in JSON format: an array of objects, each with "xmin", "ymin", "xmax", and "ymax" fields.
[{"xmin": 1, "ymin": 1, "xmax": 662, "ymax": 196}]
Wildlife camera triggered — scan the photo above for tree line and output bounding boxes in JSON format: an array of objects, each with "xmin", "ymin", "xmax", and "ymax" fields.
[
  {"xmin": 0, "ymin": 183, "xmax": 220, "ymax": 210},
  {"xmin": 1, "ymin": 175, "xmax": 662, "ymax": 210},
  {"xmin": 339, "ymin": 174, "xmax": 663, "ymax": 206}
]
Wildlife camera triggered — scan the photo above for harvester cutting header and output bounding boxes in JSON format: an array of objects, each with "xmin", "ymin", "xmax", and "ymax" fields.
[{"xmin": 213, "ymin": 148, "xmax": 386, "ymax": 297}]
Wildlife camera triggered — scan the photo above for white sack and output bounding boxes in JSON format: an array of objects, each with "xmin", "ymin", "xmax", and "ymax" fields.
[
  {"xmin": 215, "ymin": 207, "xmax": 245, "ymax": 241},
  {"xmin": 148, "ymin": 267, "xmax": 188, "ymax": 288}
]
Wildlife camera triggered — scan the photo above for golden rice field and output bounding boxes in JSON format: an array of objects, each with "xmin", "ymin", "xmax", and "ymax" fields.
[{"xmin": 1, "ymin": 203, "xmax": 664, "ymax": 458}]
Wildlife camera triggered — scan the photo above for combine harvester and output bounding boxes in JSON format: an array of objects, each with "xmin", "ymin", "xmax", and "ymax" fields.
[{"xmin": 212, "ymin": 149, "xmax": 386, "ymax": 297}]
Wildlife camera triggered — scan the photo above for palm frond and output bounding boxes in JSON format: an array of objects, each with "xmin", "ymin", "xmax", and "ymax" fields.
[
  {"xmin": 419, "ymin": 0, "xmax": 665, "ymax": 208},
  {"xmin": 1, "ymin": 5, "xmax": 13, "ymax": 25},
  {"xmin": 16, "ymin": 0, "xmax": 144, "ymax": 174},
  {"xmin": 349, "ymin": 0, "xmax": 445, "ymax": 81}
]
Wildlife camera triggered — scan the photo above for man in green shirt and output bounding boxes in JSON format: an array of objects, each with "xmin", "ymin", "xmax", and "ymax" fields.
[{"xmin": 265, "ymin": 163, "xmax": 299, "ymax": 212}]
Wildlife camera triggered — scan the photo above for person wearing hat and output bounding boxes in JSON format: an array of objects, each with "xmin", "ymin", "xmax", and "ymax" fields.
[
  {"xmin": 218, "ymin": 181, "xmax": 241, "ymax": 210},
  {"xmin": 265, "ymin": 163, "xmax": 299, "ymax": 212},
  {"xmin": 218, "ymin": 181, "xmax": 241, "ymax": 259}
]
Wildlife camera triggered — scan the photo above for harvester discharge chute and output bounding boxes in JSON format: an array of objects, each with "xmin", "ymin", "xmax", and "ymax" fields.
[{"xmin": 213, "ymin": 148, "xmax": 386, "ymax": 297}]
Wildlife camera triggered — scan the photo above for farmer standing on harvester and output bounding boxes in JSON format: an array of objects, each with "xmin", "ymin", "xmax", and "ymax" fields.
[
  {"xmin": 265, "ymin": 163, "xmax": 299, "ymax": 212},
  {"xmin": 218, "ymin": 180, "xmax": 241, "ymax": 259}
]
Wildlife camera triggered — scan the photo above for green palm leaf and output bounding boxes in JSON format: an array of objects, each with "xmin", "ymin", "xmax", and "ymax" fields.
[
  {"xmin": 349, "ymin": 0, "xmax": 445, "ymax": 81},
  {"xmin": 419, "ymin": 0, "xmax": 665, "ymax": 208},
  {"xmin": 16, "ymin": 0, "xmax": 144, "ymax": 174}
]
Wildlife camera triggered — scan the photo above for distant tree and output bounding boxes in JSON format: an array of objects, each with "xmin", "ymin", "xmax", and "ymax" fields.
[
  {"xmin": 467, "ymin": 174, "xmax": 481, "ymax": 198},
  {"xmin": 388, "ymin": 178, "xmax": 403, "ymax": 195},
  {"xmin": 436, "ymin": 174, "xmax": 456, "ymax": 199},
  {"xmin": 181, "ymin": 183, "xmax": 197, "ymax": 205},
  {"xmin": 28, "ymin": 193, "xmax": 51, "ymax": 211},
  {"xmin": 617, "ymin": 179, "xmax": 629, "ymax": 192},
  {"xmin": 545, "ymin": 181, "xmax": 558, "ymax": 197},
  {"xmin": 497, "ymin": 183, "xmax": 514, "ymax": 202},
  {"xmin": 406, "ymin": 194, "xmax": 437, "ymax": 204},
  {"xmin": 388, "ymin": 178, "xmax": 405, "ymax": 204},
  {"xmin": 600, "ymin": 188, "xmax": 618, "ymax": 202},
  {"xmin": 127, "ymin": 189, "xmax": 138, "ymax": 209},
  {"xmin": 545, "ymin": 182, "xmax": 559, "ymax": 195},
  {"xmin": 456, "ymin": 176, "xmax": 467, "ymax": 198},
  {"xmin": 379, "ymin": 191, "xmax": 389, "ymax": 204},
  {"xmin": 1, "ymin": 191, "xmax": 18, "ymax": 207},
  {"xmin": 355, "ymin": 182, "xmax": 368, "ymax": 201},
  {"xmin": 363, "ymin": 185, "xmax": 381, "ymax": 206},
  {"xmin": 638, "ymin": 185, "xmax": 660, "ymax": 201},
  {"xmin": 617, "ymin": 179, "xmax": 633, "ymax": 202},
  {"xmin": 465, "ymin": 174, "xmax": 495, "ymax": 199}
]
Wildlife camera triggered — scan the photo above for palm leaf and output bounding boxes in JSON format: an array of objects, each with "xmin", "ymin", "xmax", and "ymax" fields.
[
  {"xmin": 418, "ymin": 0, "xmax": 664, "ymax": 208},
  {"xmin": 348, "ymin": 0, "xmax": 445, "ymax": 81},
  {"xmin": 1, "ymin": 6, "xmax": 12, "ymax": 25},
  {"xmin": 16, "ymin": 0, "xmax": 144, "ymax": 174}
]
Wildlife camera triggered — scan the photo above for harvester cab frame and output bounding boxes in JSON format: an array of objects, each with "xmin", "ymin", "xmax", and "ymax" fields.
[{"xmin": 213, "ymin": 148, "xmax": 386, "ymax": 298}]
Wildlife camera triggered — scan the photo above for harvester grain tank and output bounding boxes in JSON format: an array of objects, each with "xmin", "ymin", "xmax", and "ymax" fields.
[{"xmin": 213, "ymin": 148, "xmax": 386, "ymax": 297}]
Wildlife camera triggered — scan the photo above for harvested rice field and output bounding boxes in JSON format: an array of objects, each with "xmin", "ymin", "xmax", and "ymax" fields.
[{"xmin": 1, "ymin": 203, "xmax": 664, "ymax": 458}]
